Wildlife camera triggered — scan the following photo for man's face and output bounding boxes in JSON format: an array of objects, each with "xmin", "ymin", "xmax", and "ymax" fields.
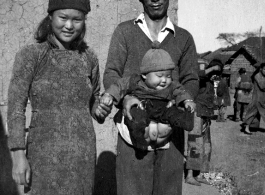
[{"xmin": 141, "ymin": 0, "xmax": 169, "ymax": 20}]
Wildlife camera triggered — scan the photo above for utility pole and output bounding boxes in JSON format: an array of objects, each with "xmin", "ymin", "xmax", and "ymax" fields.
[{"xmin": 260, "ymin": 26, "xmax": 263, "ymax": 62}]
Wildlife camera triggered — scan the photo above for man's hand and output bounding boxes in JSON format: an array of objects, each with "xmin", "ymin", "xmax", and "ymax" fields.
[
  {"xmin": 95, "ymin": 102, "xmax": 112, "ymax": 121},
  {"xmin": 184, "ymin": 100, "xmax": 196, "ymax": 113},
  {"xmin": 11, "ymin": 150, "xmax": 31, "ymax": 187},
  {"xmin": 122, "ymin": 95, "xmax": 142, "ymax": 120}
]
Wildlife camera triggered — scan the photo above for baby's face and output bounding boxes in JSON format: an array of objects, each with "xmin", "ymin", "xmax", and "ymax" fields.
[{"xmin": 143, "ymin": 70, "xmax": 172, "ymax": 90}]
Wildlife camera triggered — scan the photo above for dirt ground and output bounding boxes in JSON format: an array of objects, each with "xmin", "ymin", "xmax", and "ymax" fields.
[
  {"xmin": 94, "ymin": 90, "xmax": 265, "ymax": 195},
  {"xmin": 1, "ymin": 90, "xmax": 265, "ymax": 195},
  {"xmin": 206, "ymin": 91, "xmax": 265, "ymax": 195}
]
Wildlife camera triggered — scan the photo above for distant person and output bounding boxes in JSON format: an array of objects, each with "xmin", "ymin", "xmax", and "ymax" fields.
[
  {"xmin": 243, "ymin": 63, "xmax": 265, "ymax": 135},
  {"xmin": 234, "ymin": 68, "xmax": 253, "ymax": 122},
  {"xmin": 185, "ymin": 59, "xmax": 222, "ymax": 186},
  {"xmin": 216, "ymin": 74, "xmax": 231, "ymax": 122},
  {"xmin": 101, "ymin": 42, "xmax": 195, "ymax": 150}
]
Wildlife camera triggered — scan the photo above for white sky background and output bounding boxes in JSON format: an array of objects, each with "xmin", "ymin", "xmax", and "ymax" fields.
[{"xmin": 178, "ymin": 0, "xmax": 265, "ymax": 53}]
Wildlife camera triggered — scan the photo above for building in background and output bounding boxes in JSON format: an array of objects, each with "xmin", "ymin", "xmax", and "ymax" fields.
[
  {"xmin": 226, "ymin": 37, "xmax": 265, "ymax": 88},
  {"xmin": 200, "ymin": 37, "xmax": 265, "ymax": 88}
]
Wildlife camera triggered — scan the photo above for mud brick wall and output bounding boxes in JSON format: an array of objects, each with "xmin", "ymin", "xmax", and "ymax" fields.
[{"xmin": 0, "ymin": 0, "xmax": 178, "ymax": 154}]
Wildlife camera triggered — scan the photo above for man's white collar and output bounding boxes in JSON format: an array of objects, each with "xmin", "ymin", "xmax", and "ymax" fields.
[{"xmin": 134, "ymin": 13, "xmax": 175, "ymax": 36}]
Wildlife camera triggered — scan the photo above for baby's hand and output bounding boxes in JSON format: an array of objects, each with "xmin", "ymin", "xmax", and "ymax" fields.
[
  {"xmin": 145, "ymin": 121, "xmax": 158, "ymax": 142},
  {"xmin": 166, "ymin": 100, "xmax": 176, "ymax": 108},
  {"xmin": 184, "ymin": 100, "xmax": 196, "ymax": 113},
  {"xmin": 100, "ymin": 93, "xmax": 113, "ymax": 106}
]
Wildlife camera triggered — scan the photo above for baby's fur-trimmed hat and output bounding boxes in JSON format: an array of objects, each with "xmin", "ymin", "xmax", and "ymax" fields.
[
  {"xmin": 47, "ymin": 0, "xmax": 91, "ymax": 14},
  {"xmin": 140, "ymin": 41, "xmax": 175, "ymax": 74}
]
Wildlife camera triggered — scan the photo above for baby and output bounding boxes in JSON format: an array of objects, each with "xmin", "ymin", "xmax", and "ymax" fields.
[{"xmin": 101, "ymin": 42, "xmax": 195, "ymax": 150}]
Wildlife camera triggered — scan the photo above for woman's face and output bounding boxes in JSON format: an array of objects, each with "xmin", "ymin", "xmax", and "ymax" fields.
[{"xmin": 50, "ymin": 9, "xmax": 85, "ymax": 49}]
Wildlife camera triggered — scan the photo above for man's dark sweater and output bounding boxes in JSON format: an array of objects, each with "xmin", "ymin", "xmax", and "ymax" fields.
[
  {"xmin": 103, "ymin": 19, "xmax": 199, "ymax": 100},
  {"xmin": 103, "ymin": 17, "xmax": 199, "ymax": 195}
]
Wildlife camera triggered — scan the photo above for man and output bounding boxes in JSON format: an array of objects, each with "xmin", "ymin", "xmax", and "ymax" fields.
[{"xmin": 103, "ymin": 0, "xmax": 199, "ymax": 194}]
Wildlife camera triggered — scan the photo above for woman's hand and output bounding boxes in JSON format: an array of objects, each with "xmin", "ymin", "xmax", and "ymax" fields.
[
  {"xmin": 122, "ymin": 95, "xmax": 142, "ymax": 120},
  {"xmin": 11, "ymin": 150, "xmax": 31, "ymax": 187},
  {"xmin": 95, "ymin": 102, "xmax": 112, "ymax": 121}
]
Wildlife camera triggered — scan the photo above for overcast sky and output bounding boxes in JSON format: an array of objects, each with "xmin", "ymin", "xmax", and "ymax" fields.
[{"xmin": 178, "ymin": 0, "xmax": 265, "ymax": 53}]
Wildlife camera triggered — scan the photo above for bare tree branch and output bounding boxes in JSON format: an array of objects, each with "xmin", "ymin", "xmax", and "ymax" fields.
[{"xmin": 216, "ymin": 29, "xmax": 265, "ymax": 47}]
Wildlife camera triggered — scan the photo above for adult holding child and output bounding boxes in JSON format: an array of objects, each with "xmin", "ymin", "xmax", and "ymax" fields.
[
  {"xmin": 7, "ymin": 0, "xmax": 111, "ymax": 194},
  {"xmin": 103, "ymin": 0, "xmax": 199, "ymax": 194}
]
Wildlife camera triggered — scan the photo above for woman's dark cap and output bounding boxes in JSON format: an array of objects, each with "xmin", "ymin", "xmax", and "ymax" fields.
[
  {"xmin": 208, "ymin": 59, "xmax": 223, "ymax": 69},
  {"xmin": 208, "ymin": 58, "xmax": 223, "ymax": 75},
  {"xmin": 47, "ymin": 0, "xmax": 91, "ymax": 14}
]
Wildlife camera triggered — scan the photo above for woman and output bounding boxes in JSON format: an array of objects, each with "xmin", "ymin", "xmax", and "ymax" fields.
[{"xmin": 7, "ymin": 0, "xmax": 111, "ymax": 194}]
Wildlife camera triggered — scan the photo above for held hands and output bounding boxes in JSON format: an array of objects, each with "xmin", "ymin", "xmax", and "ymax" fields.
[
  {"xmin": 11, "ymin": 150, "xmax": 31, "ymax": 187},
  {"xmin": 184, "ymin": 100, "xmax": 196, "ymax": 113},
  {"xmin": 94, "ymin": 94, "xmax": 113, "ymax": 121},
  {"xmin": 100, "ymin": 93, "xmax": 113, "ymax": 106}
]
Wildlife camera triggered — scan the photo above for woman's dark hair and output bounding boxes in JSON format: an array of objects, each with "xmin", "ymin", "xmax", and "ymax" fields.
[
  {"xmin": 34, "ymin": 15, "xmax": 52, "ymax": 43},
  {"xmin": 34, "ymin": 13, "xmax": 86, "ymax": 49}
]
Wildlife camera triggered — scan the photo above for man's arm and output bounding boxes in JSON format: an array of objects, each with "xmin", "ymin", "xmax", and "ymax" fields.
[
  {"xmin": 177, "ymin": 34, "xmax": 199, "ymax": 99},
  {"xmin": 103, "ymin": 25, "xmax": 128, "ymax": 90},
  {"xmin": 104, "ymin": 77, "xmax": 131, "ymax": 105},
  {"xmin": 171, "ymin": 81, "xmax": 193, "ymax": 106}
]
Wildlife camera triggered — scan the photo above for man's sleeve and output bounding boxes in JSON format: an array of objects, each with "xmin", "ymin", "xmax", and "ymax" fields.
[
  {"xmin": 178, "ymin": 34, "xmax": 199, "ymax": 99},
  {"xmin": 104, "ymin": 77, "xmax": 131, "ymax": 105},
  {"xmin": 171, "ymin": 82, "xmax": 192, "ymax": 106},
  {"xmin": 103, "ymin": 25, "xmax": 128, "ymax": 90}
]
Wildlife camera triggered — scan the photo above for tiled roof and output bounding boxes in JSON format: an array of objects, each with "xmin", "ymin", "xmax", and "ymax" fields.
[
  {"xmin": 224, "ymin": 37, "xmax": 265, "ymax": 63},
  {"xmin": 226, "ymin": 43, "xmax": 265, "ymax": 67},
  {"xmin": 224, "ymin": 37, "xmax": 265, "ymax": 52},
  {"xmin": 198, "ymin": 48, "xmax": 233, "ymax": 65}
]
